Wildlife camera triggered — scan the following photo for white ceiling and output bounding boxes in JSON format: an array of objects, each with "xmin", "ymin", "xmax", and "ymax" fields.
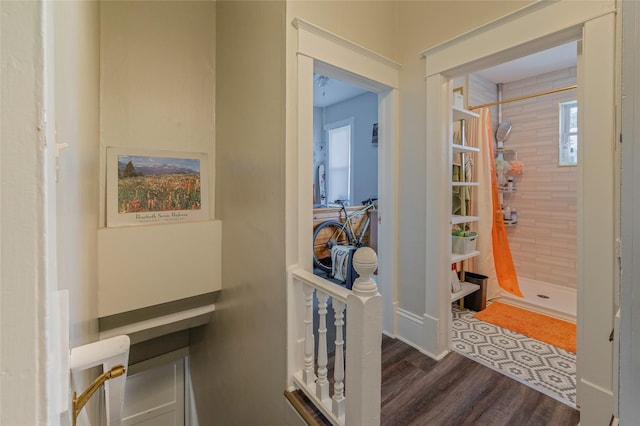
[
  {"xmin": 313, "ymin": 74, "xmax": 369, "ymax": 108},
  {"xmin": 475, "ymin": 41, "xmax": 577, "ymax": 84},
  {"xmin": 313, "ymin": 41, "xmax": 578, "ymax": 107}
]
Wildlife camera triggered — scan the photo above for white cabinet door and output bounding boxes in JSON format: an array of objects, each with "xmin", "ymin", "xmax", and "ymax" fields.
[{"xmin": 122, "ymin": 359, "xmax": 185, "ymax": 426}]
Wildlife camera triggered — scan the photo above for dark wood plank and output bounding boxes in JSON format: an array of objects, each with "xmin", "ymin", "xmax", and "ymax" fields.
[
  {"xmin": 380, "ymin": 335, "xmax": 580, "ymax": 426},
  {"xmin": 289, "ymin": 336, "xmax": 579, "ymax": 425},
  {"xmin": 284, "ymin": 390, "xmax": 333, "ymax": 426}
]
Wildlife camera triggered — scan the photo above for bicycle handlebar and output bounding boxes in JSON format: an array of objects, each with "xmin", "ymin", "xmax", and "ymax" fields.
[
  {"xmin": 334, "ymin": 198, "xmax": 377, "ymax": 208},
  {"xmin": 361, "ymin": 197, "xmax": 378, "ymax": 206}
]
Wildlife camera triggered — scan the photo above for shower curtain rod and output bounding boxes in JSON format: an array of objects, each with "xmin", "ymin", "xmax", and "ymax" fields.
[{"xmin": 468, "ymin": 84, "xmax": 577, "ymax": 111}]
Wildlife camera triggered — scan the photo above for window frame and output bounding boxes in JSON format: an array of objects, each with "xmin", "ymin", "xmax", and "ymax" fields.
[
  {"xmin": 324, "ymin": 118, "xmax": 354, "ymax": 204},
  {"xmin": 559, "ymin": 100, "xmax": 578, "ymax": 166}
]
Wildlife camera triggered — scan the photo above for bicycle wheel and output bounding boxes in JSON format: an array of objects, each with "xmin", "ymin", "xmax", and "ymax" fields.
[{"xmin": 312, "ymin": 220, "xmax": 353, "ymax": 273}]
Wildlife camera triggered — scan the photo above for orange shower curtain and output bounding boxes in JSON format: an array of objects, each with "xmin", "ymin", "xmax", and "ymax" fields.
[
  {"xmin": 484, "ymin": 109, "xmax": 522, "ymax": 297},
  {"xmin": 472, "ymin": 108, "xmax": 522, "ymax": 297}
]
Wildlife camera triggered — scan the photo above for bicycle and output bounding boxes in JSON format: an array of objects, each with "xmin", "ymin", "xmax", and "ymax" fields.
[{"xmin": 312, "ymin": 197, "xmax": 378, "ymax": 274}]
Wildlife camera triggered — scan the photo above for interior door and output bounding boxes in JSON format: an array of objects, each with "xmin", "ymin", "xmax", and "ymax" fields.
[{"xmin": 122, "ymin": 359, "xmax": 185, "ymax": 426}]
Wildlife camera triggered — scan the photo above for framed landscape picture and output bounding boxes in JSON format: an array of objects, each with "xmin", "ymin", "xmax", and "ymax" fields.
[{"xmin": 106, "ymin": 147, "xmax": 209, "ymax": 227}]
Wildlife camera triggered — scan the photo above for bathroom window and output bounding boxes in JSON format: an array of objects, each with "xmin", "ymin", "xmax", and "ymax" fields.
[
  {"xmin": 559, "ymin": 100, "xmax": 578, "ymax": 166},
  {"xmin": 325, "ymin": 119, "xmax": 353, "ymax": 204}
]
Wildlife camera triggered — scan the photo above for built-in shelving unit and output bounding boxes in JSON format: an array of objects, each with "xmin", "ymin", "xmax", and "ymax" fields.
[
  {"xmin": 452, "ymin": 181, "xmax": 479, "ymax": 187},
  {"xmin": 450, "ymin": 104, "xmax": 480, "ymax": 304},
  {"xmin": 450, "ymin": 281, "xmax": 481, "ymax": 302},
  {"xmin": 451, "ymin": 215, "xmax": 480, "ymax": 225},
  {"xmin": 452, "ymin": 105, "xmax": 478, "ymax": 121},
  {"xmin": 451, "ymin": 251, "xmax": 481, "ymax": 264},
  {"xmin": 452, "ymin": 144, "xmax": 480, "ymax": 154}
]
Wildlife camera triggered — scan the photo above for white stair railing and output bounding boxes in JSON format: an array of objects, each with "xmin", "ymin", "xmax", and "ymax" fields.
[{"xmin": 289, "ymin": 247, "xmax": 382, "ymax": 426}]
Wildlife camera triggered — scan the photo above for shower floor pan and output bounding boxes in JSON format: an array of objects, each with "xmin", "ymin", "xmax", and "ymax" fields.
[{"xmin": 498, "ymin": 277, "xmax": 576, "ymax": 323}]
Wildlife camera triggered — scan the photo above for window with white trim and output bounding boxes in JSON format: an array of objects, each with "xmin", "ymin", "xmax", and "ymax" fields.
[
  {"xmin": 559, "ymin": 100, "xmax": 578, "ymax": 166},
  {"xmin": 325, "ymin": 119, "xmax": 353, "ymax": 204}
]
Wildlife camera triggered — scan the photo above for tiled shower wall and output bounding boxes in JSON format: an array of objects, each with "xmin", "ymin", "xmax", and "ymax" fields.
[{"xmin": 501, "ymin": 67, "xmax": 577, "ymax": 289}]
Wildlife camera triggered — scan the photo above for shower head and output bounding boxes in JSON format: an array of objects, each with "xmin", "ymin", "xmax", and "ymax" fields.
[{"xmin": 496, "ymin": 121, "xmax": 512, "ymax": 142}]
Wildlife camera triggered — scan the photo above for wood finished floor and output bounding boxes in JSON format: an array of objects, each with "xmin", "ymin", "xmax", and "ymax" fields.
[
  {"xmin": 380, "ymin": 335, "xmax": 579, "ymax": 425},
  {"xmin": 289, "ymin": 335, "xmax": 580, "ymax": 425}
]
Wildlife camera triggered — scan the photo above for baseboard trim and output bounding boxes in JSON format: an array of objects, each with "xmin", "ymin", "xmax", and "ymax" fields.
[{"xmin": 395, "ymin": 308, "xmax": 447, "ymax": 361}]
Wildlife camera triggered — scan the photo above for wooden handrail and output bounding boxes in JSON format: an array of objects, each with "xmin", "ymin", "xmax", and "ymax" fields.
[{"xmin": 290, "ymin": 267, "xmax": 351, "ymax": 303}]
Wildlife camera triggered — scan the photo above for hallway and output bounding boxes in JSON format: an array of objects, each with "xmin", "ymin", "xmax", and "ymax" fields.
[
  {"xmin": 289, "ymin": 334, "xmax": 579, "ymax": 425},
  {"xmin": 379, "ymin": 335, "xmax": 578, "ymax": 425}
]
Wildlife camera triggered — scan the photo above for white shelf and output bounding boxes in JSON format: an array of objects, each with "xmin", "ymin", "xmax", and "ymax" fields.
[
  {"xmin": 452, "ymin": 105, "xmax": 479, "ymax": 121},
  {"xmin": 449, "ymin": 105, "xmax": 481, "ymax": 303},
  {"xmin": 451, "ymin": 215, "xmax": 480, "ymax": 225},
  {"xmin": 504, "ymin": 220, "xmax": 518, "ymax": 227},
  {"xmin": 451, "ymin": 281, "xmax": 480, "ymax": 302},
  {"xmin": 451, "ymin": 250, "xmax": 480, "ymax": 263},
  {"xmin": 452, "ymin": 143, "xmax": 480, "ymax": 154}
]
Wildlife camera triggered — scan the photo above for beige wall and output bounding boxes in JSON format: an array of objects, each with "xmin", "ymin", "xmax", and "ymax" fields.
[
  {"xmin": 53, "ymin": 1, "xmax": 101, "ymax": 423},
  {"xmin": 54, "ymin": 0, "xmax": 100, "ymax": 350},
  {"xmin": 1, "ymin": 2, "xmax": 50, "ymax": 423},
  {"xmin": 189, "ymin": 1, "xmax": 288, "ymax": 424},
  {"xmin": 287, "ymin": 1, "xmax": 398, "ymax": 61},
  {"xmin": 502, "ymin": 67, "xmax": 578, "ymax": 289},
  {"xmin": 284, "ymin": 0, "xmax": 531, "ymax": 326},
  {"xmin": 98, "ymin": 1, "xmax": 218, "ymax": 315},
  {"xmin": 99, "ymin": 1, "xmax": 216, "ymax": 224},
  {"xmin": 395, "ymin": 0, "xmax": 532, "ymax": 315},
  {"xmin": 1, "ymin": 1, "xmax": 101, "ymax": 423}
]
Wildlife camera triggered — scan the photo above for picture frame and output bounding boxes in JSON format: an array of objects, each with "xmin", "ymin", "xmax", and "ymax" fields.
[{"xmin": 106, "ymin": 147, "xmax": 209, "ymax": 227}]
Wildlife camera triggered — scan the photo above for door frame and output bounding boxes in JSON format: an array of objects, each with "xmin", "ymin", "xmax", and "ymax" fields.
[
  {"xmin": 421, "ymin": 2, "xmax": 617, "ymax": 424},
  {"xmin": 288, "ymin": 18, "xmax": 400, "ymax": 336}
]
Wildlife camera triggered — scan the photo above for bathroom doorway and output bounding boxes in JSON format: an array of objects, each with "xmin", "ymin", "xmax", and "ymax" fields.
[
  {"xmin": 422, "ymin": 4, "xmax": 617, "ymax": 422},
  {"xmin": 448, "ymin": 42, "xmax": 580, "ymax": 407},
  {"xmin": 464, "ymin": 41, "xmax": 579, "ymax": 320}
]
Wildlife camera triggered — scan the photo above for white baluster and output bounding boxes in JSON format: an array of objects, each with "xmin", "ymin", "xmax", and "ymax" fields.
[
  {"xmin": 332, "ymin": 299, "xmax": 346, "ymax": 420},
  {"xmin": 316, "ymin": 290, "xmax": 330, "ymax": 402},
  {"xmin": 303, "ymin": 284, "xmax": 316, "ymax": 386},
  {"xmin": 346, "ymin": 247, "xmax": 382, "ymax": 425}
]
